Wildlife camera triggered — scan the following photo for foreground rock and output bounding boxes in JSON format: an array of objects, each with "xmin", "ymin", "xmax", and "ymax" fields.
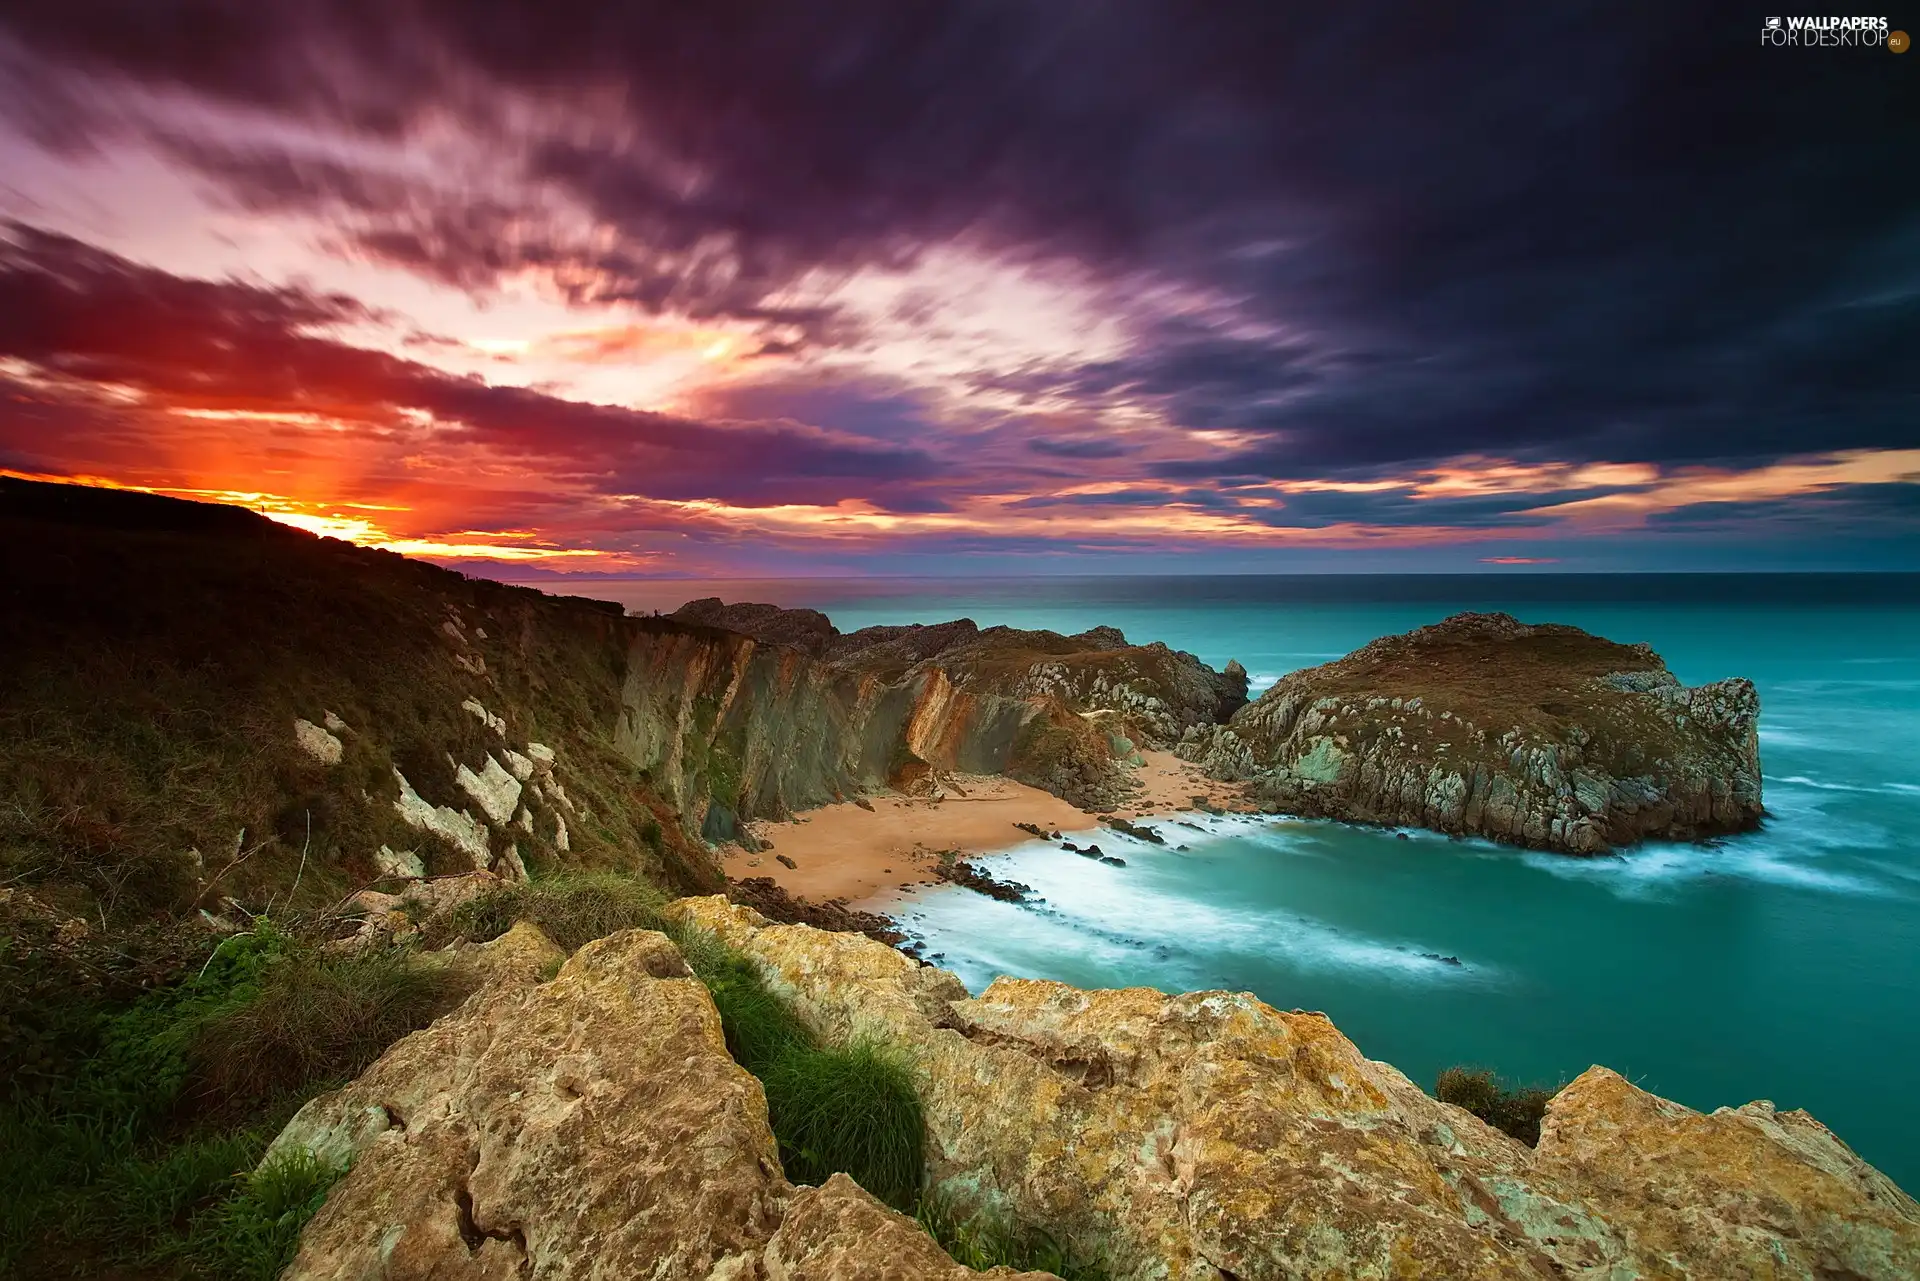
[
  {"xmin": 666, "ymin": 896, "xmax": 1919, "ymax": 1280},
  {"xmin": 1180, "ymin": 611, "xmax": 1762, "ymax": 853},
  {"xmin": 269, "ymin": 923, "xmax": 1050, "ymax": 1280}
]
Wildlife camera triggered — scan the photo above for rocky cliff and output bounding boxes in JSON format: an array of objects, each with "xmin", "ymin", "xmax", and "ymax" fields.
[
  {"xmin": 0, "ymin": 480, "xmax": 1243, "ymax": 923},
  {"xmin": 1178, "ymin": 612, "xmax": 1763, "ymax": 853},
  {"xmin": 621, "ymin": 601, "xmax": 1248, "ymax": 840},
  {"xmin": 268, "ymin": 903, "xmax": 1920, "ymax": 1280}
]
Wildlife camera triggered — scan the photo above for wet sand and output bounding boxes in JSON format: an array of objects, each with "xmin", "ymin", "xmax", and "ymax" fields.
[{"xmin": 721, "ymin": 750, "xmax": 1254, "ymax": 906}]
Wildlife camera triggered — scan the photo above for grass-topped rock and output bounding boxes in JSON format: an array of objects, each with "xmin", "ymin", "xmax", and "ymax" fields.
[{"xmin": 1179, "ymin": 611, "xmax": 1763, "ymax": 853}]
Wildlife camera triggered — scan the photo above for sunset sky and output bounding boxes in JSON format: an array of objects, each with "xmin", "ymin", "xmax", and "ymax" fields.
[{"xmin": 1, "ymin": 3, "xmax": 1914, "ymax": 576}]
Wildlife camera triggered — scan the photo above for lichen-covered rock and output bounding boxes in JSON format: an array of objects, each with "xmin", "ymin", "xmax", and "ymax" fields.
[
  {"xmin": 1180, "ymin": 612, "xmax": 1763, "ymax": 853},
  {"xmin": 1534, "ymin": 1066, "xmax": 1920, "ymax": 1279},
  {"xmin": 272, "ymin": 926, "xmax": 1056, "ymax": 1280},
  {"xmin": 293, "ymin": 716, "xmax": 343, "ymax": 765},
  {"xmin": 457, "ymin": 753, "xmax": 525, "ymax": 828},
  {"xmin": 337, "ymin": 869, "xmax": 504, "ymax": 949},
  {"xmin": 393, "ymin": 765, "xmax": 492, "ymax": 868},
  {"xmin": 666, "ymin": 897, "xmax": 1919, "ymax": 1281},
  {"xmin": 374, "ymin": 843, "xmax": 426, "ymax": 880},
  {"xmin": 274, "ymin": 928, "xmax": 788, "ymax": 1279},
  {"xmin": 768, "ymin": 1173, "xmax": 1052, "ymax": 1280}
]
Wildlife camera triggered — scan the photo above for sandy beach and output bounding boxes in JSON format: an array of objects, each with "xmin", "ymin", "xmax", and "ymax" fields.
[{"xmin": 722, "ymin": 749, "xmax": 1253, "ymax": 906}]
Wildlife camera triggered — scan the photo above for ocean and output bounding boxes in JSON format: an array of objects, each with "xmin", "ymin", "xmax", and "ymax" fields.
[{"xmin": 545, "ymin": 574, "xmax": 1920, "ymax": 1191}]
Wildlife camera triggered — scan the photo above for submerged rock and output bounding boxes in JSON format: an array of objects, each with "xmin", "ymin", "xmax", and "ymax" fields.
[{"xmin": 1179, "ymin": 612, "xmax": 1763, "ymax": 854}]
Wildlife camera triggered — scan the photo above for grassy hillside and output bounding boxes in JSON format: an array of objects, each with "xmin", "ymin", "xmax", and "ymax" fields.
[{"xmin": 0, "ymin": 476, "xmax": 719, "ymax": 928}]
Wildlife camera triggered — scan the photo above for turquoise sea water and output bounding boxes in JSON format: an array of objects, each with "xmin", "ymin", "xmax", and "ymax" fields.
[{"xmin": 551, "ymin": 575, "xmax": 1920, "ymax": 1191}]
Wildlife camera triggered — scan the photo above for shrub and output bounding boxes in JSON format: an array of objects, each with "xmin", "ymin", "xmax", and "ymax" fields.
[
  {"xmin": 1435, "ymin": 1066, "xmax": 1553, "ymax": 1146},
  {"xmin": 445, "ymin": 870, "xmax": 669, "ymax": 951}
]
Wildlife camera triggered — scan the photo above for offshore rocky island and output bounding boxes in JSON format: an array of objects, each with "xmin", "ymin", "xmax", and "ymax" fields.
[{"xmin": 3, "ymin": 477, "xmax": 1913, "ymax": 1280}]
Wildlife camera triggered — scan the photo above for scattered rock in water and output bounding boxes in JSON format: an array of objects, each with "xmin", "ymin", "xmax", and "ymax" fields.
[
  {"xmin": 933, "ymin": 857, "xmax": 1032, "ymax": 903},
  {"xmin": 1013, "ymin": 821, "xmax": 1049, "ymax": 837},
  {"xmin": 1101, "ymin": 815, "xmax": 1166, "ymax": 844},
  {"xmin": 1175, "ymin": 844, "xmax": 1190, "ymax": 852},
  {"xmin": 1397, "ymin": 831, "xmax": 1412, "ymax": 840},
  {"xmin": 775, "ymin": 854, "xmax": 797, "ymax": 870},
  {"xmin": 1420, "ymin": 952, "xmax": 1463, "ymax": 966},
  {"xmin": 1099, "ymin": 855, "xmax": 1127, "ymax": 867}
]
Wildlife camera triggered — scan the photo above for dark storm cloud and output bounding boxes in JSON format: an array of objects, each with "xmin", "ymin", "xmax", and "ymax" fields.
[
  {"xmin": 1004, "ymin": 484, "xmax": 1573, "ymax": 529},
  {"xmin": 1646, "ymin": 484, "xmax": 1920, "ymax": 531},
  {"xmin": 1028, "ymin": 437, "xmax": 1131, "ymax": 460},
  {"xmin": 0, "ymin": 222, "xmax": 935, "ymax": 505},
  {"xmin": 2, "ymin": 1, "xmax": 1916, "ymax": 480}
]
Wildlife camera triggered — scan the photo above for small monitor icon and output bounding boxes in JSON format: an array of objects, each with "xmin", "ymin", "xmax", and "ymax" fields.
[{"xmin": 1766, "ymin": 16, "xmax": 1782, "ymax": 29}]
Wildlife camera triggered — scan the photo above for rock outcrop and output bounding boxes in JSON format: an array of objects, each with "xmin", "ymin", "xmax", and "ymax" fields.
[
  {"xmin": 660, "ymin": 897, "xmax": 1917, "ymax": 1281},
  {"xmin": 1179, "ymin": 612, "xmax": 1762, "ymax": 853},
  {"xmin": 623, "ymin": 603, "xmax": 1247, "ymax": 833},
  {"xmin": 269, "ymin": 924, "xmax": 1052, "ymax": 1280},
  {"xmin": 274, "ymin": 901, "xmax": 1918, "ymax": 1279}
]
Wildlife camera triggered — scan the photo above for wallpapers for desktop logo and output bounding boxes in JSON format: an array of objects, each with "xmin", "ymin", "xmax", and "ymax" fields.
[{"xmin": 1760, "ymin": 15, "xmax": 1908, "ymax": 49}]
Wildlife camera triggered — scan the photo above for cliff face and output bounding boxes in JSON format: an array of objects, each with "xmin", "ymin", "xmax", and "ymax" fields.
[
  {"xmin": 1179, "ymin": 612, "xmax": 1763, "ymax": 853},
  {"xmin": 617, "ymin": 603, "xmax": 1248, "ymax": 838},
  {"xmin": 0, "ymin": 480, "xmax": 1245, "ymax": 924},
  {"xmin": 269, "ymin": 904, "xmax": 1920, "ymax": 1280}
]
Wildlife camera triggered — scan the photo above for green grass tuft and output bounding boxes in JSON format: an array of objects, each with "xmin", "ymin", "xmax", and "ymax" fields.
[
  {"xmin": 671, "ymin": 926, "xmax": 926, "ymax": 1214},
  {"xmin": 1435, "ymin": 1066, "xmax": 1554, "ymax": 1146},
  {"xmin": 444, "ymin": 870, "xmax": 669, "ymax": 951},
  {"xmin": 185, "ymin": 1147, "xmax": 345, "ymax": 1281},
  {"xmin": 765, "ymin": 1040, "xmax": 923, "ymax": 1213},
  {"xmin": 678, "ymin": 931, "xmax": 814, "ymax": 1070},
  {"xmin": 916, "ymin": 1189, "xmax": 1106, "ymax": 1279}
]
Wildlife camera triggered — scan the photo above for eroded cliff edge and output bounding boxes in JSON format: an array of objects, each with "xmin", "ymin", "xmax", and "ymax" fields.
[
  {"xmin": 269, "ymin": 903, "xmax": 1920, "ymax": 1280},
  {"xmin": 619, "ymin": 600, "xmax": 1249, "ymax": 841},
  {"xmin": 1178, "ymin": 612, "xmax": 1763, "ymax": 853}
]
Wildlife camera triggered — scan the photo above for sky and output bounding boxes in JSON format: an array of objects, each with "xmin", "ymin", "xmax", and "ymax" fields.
[{"xmin": 0, "ymin": 3, "xmax": 1915, "ymax": 576}]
